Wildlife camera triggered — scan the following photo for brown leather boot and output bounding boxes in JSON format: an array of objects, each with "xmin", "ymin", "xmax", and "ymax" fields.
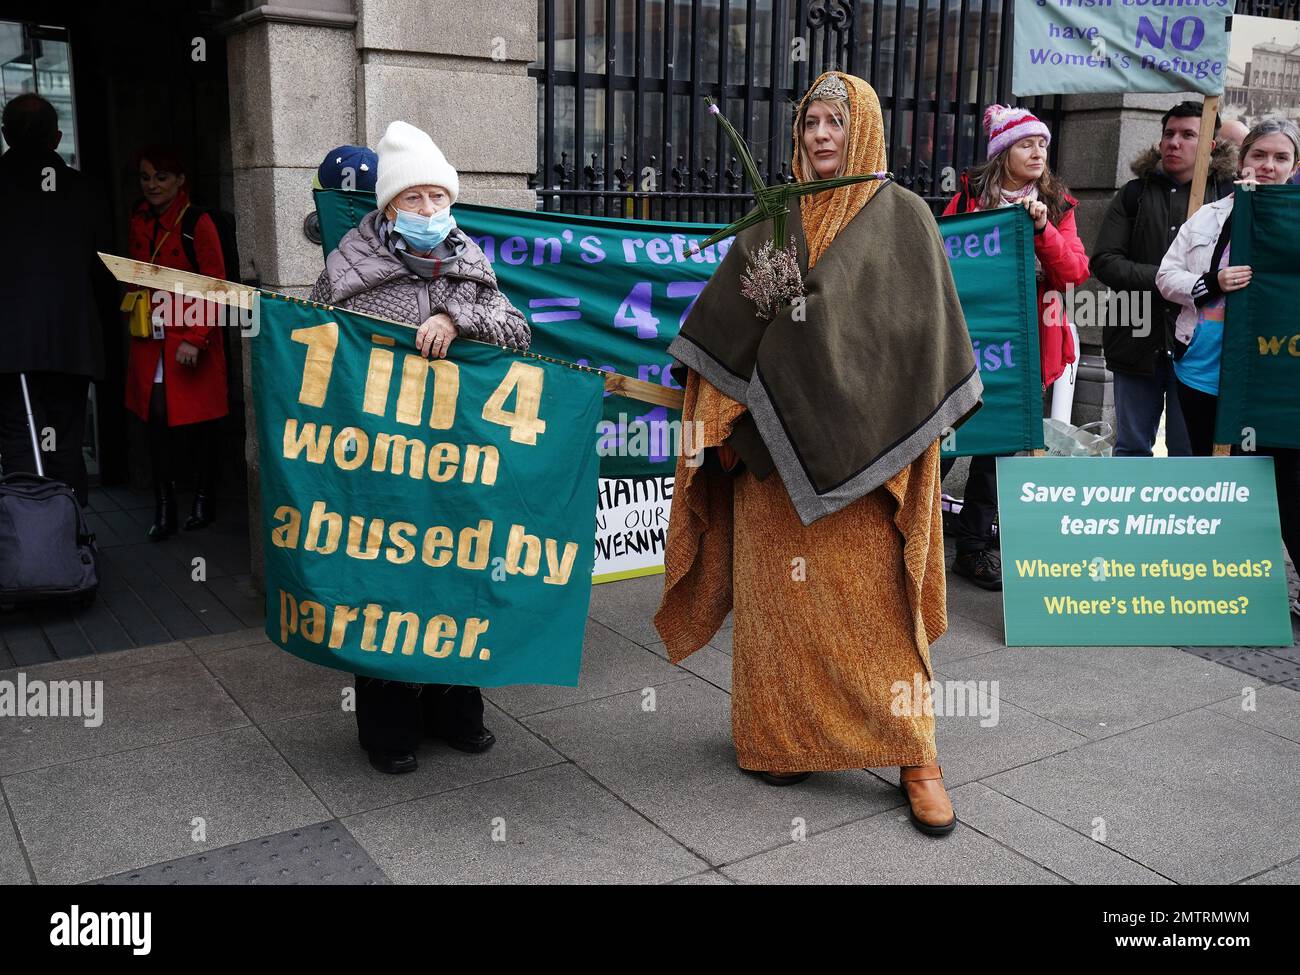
[{"xmin": 899, "ymin": 764, "xmax": 956, "ymax": 836}]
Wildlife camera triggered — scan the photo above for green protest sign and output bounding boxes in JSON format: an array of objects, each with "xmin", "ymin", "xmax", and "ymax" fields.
[
  {"xmin": 1216, "ymin": 185, "xmax": 1300, "ymax": 449},
  {"xmin": 936, "ymin": 207, "xmax": 1044, "ymax": 456},
  {"xmin": 314, "ymin": 190, "xmax": 1045, "ymax": 464},
  {"xmin": 997, "ymin": 457, "xmax": 1293, "ymax": 646},
  {"xmin": 1013, "ymin": 0, "xmax": 1230, "ymax": 97},
  {"xmin": 251, "ymin": 292, "xmax": 606, "ymax": 686}
]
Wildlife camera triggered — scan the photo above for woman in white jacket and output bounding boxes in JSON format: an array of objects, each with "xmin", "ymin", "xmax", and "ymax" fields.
[{"xmin": 1156, "ymin": 116, "xmax": 1300, "ymax": 604}]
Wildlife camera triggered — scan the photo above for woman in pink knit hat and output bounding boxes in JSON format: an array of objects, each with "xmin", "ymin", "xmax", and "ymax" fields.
[{"xmin": 940, "ymin": 104, "xmax": 1091, "ymax": 591}]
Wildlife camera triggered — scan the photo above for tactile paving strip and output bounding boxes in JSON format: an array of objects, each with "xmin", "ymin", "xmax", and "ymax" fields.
[
  {"xmin": 94, "ymin": 822, "xmax": 389, "ymax": 885},
  {"xmin": 1193, "ymin": 649, "xmax": 1300, "ymax": 685}
]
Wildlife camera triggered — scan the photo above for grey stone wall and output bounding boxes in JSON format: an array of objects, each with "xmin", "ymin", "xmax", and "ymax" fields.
[{"xmin": 355, "ymin": 0, "xmax": 537, "ymax": 210}]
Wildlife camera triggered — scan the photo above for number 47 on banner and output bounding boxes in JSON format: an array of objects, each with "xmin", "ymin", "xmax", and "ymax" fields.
[{"xmin": 614, "ymin": 281, "xmax": 707, "ymax": 340}]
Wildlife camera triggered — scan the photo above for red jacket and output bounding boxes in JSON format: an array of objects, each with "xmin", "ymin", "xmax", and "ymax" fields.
[
  {"xmin": 124, "ymin": 189, "xmax": 229, "ymax": 426},
  {"xmin": 943, "ymin": 173, "xmax": 1089, "ymax": 388}
]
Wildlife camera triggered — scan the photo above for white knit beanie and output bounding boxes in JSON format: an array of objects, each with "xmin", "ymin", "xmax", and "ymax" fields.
[{"xmin": 375, "ymin": 120, "xmax": 459, "ymax": 212}]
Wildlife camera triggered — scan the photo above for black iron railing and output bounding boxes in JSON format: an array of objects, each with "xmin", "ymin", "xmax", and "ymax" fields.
[
  {"xmin": 529, "ymin": 0, "xmax": 1064, "ymax": 219},
  {"xmin": 531, "ymin": 0, "xmax": 1300, "ymax": 221}
]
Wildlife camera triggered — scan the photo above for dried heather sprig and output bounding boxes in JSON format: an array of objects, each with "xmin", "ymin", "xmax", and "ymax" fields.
[{"xmin": 739, "ymin": 235, "xmax": 805, "ymax": 321}]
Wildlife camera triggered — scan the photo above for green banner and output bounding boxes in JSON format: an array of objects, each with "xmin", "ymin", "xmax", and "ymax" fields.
[
  {"xmin": 937, "ymin": 207, "xmax": 1045, "ymax": 456},
  {"xmin": 314, "ymin": 189, "xmax": 1043, "ymax": 464},
  {"xmin": 251, "ymin": 292, "xmax": 606, "ymax": 686},
  {"xmin": 997, "ymin": 457, "xmax": 1293, "ymax": 646},
  {"xmin": 316, "ymin": 189, "xmax": 721, "ymax": 478},
  {"xmin": 1215, "ymin": 184, "xmax": 1300, "ymax": 450},
  {"xmin": 1013, "ymin": 0, "xmax": 1230, "ymax": 97}
]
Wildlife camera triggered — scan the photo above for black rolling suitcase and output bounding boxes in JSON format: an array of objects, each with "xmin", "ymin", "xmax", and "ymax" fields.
[{"xmin": 0, "ymin": 374, "xmax": 99, "ymax": 607}]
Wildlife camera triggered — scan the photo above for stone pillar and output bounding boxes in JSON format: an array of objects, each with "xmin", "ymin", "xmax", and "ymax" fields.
[
  {"xmin": 1054, "ymin": 92, "xmax": 1194, "ymax": 434},
  {"xmin": 354, "ymin": 0, "xmax": 537, "ymax": 210},
  {"xmin": 223, "ymin": 2, "xmax": 359, "ymax": 589}
]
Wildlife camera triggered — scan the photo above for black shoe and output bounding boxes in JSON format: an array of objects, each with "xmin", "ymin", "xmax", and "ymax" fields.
[
  {"xmin": 367, "ymin": 749, "xmax": 418, "ymax": 774},
  {"xmin": 426, "ymin": 686, "xmax": 495, "ymax": 753},
  {"xmin": 758, "ymin": 770, "xmax": 811, "ymax": 786},
  {"xmin": 440, "ymin": 727, "xmax": 496, "ymax": 753},
  {"xmin": 953, "ymin": 549, "xmax": 1002, "ymax": 591},
  {"xmin": 148, "ymin": 482, "xmax": 177, "ymax": 541},
  {"xmin": 183, "ymin": 491, "xmax": 216, "ymax": 531}
]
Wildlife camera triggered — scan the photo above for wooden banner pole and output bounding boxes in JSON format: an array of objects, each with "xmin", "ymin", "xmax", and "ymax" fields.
[
  {"xmin": 98, "ymin": 253, "xmax": 686, "ymax": 411},
  {"xmin": 1186, "ymin": 94, "xmax": 1220, "ymax": 222}
]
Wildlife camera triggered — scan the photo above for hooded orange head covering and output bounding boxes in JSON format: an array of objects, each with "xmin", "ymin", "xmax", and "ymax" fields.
[{"xmin": 793, "ymin": 71, "xmax": 888, "ymax": 268}]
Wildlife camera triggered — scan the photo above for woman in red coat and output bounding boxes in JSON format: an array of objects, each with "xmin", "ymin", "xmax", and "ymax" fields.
[
  {"xmin": 939, "ymin": 105, "xmax": 1091, "ymax": 591},
  {"xmin": 124, "ymin": 146, "xmax": 228, "ymax": 540}
]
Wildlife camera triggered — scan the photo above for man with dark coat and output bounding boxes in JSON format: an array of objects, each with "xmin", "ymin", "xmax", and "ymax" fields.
[
  {"xmin": 1091, "ymin": 101, "xmax": 1237, "ymax": 458},
  {"xmin": 0, "ymin": 94, "xmax": 107, "ymax": 506}
]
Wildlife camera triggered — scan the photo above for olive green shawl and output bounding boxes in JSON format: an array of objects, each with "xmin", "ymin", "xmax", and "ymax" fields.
[{"xmin": 667, "ymin": 181, "xmax": 983, "ymax": 525}]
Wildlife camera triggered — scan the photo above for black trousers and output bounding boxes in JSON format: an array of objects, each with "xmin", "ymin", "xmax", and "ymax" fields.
[
  {"xmin": 146, "ymin": 382, "xmax": 220, "ymax": 494},
  {"xmin": 940, "ymin": 453, "xmax": 1000, "ymax": 554},
  {"xmin": 354, "ymin": 677, "xmax": 486, "ymax": 753},
  {"xmin": 1176, "ymin": 379, "xmax": 1299, "ymax": 571},
  {"xmin": 1175, "ymin": 379, "xmax": 1218, "ymax": 458},
  {"xmin": 0, "ymin": 372, "xmax": 91, "ymax": 506}
]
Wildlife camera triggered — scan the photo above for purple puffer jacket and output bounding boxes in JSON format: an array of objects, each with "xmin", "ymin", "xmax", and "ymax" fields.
[{"xmin": 308, "ymin": 210, "xmax": 531, "ymax": 350}]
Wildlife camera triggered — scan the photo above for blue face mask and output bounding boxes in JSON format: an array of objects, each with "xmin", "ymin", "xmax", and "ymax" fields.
[{"xmin": 392, "ymin": 206, "xmax": 456, "ymax": 251}]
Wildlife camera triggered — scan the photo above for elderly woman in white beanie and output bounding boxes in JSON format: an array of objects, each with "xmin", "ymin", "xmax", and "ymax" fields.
[{"xmin": 309, "ymin": 120, "xmax": 531, "ymax": 774}]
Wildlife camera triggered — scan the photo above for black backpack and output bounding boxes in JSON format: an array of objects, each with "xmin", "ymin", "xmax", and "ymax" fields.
[{"xmin": 180, "ymin": 206, "xmax": 242, "ymax": 283}]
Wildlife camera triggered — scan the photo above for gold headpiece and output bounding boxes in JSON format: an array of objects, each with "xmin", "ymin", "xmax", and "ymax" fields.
[{"xmin": 809, "ymin": 74, "xmax": 848, "ymax": 102}]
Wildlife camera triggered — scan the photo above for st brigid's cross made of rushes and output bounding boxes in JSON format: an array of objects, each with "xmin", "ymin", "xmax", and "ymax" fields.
[{"xmin": 690, "ymin": 97, "xmax": 893, "ymax": 255}]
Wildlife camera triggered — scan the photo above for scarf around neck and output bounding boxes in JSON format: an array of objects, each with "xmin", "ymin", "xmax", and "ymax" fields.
[{"xmin": 998, "ymin": 182, "xmax": 1039, "ymax": 206}]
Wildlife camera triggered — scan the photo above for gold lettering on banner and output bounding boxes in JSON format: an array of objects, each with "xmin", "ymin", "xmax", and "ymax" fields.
[
  {"xmin": 280, "ymin": 590, "xmax": 298, "ymax": 642},
  {"xmin": 373, "ymin": 433, "xmax": 426, "ymax": 478},
  {"xmin": 329, "ymin": 605, "xmax": 360, "ymax": 649},
  {"xmin": 345, "ymin": 516, "xmax": 384, "ymax": 560},
  {"xmin": 458, "ymin": 520, "xmax": 493, "ymax": 570},
  {"xmin": 483, "ymin": 361, "xmax": 546, "ymax": 444},
  {"xmin": 270, "ymin": 505, "xmax": 302, "ymax": 548},
  {"xmin": 459, "ymin": 618, "xmax": 489, "ymax": 658},
  {"xmin": 381, "ymin": 611, "xmax": 421, "ymax": 655},
  {"xmin": 299, "ymin": 600, "xmax": 327, "ymax": 643},
  {"xmin": 360, "ymin": 603, "xmax": 384, "ymax": 651},
  {"xmin": 506, "ymin": 524, "xmax": 542, "ymax": 576},
  {"xmin": 277, "ymin": 589, "xmax": 498, "ymax": 664},
  {"xmin": 385, "ymin": 522, "xmax": 417, "ymax": 564},
  {"xmin": 334, "ymin": 427, "xmax": 368, "ymax": 470},
  {"xmin": 428, "ymin": 442, "xmax": 459, "ymax": 482},
  {"xmin": 290, "ymin": 323, "xmax": 338, "ymax": 407},
  {"xmin": 364, "ymin": 336, "xmax": 395, "ymax": 416},
  {"xmin": 421, "ymin": 525, "xmax": 454, "ymax": 567},
  {"xmin": 422, "ymin": 615, "xmax": 458, "ymax": 658},
  {"xmin": 427, "ymin": 360, "xmax": 459, "ymax": 429},
  {"xmin": 462, "ymin": 444, "xmax": 499, "ymax": 486},
  {"xmin": 283, "ymin": 419, "xmax": 332, "ymax": 463},
  {"xmin": 304, "ymin": 500, "xmax": 342, "ymax": 555},
  {"xmin": 394, "ymin": 356, "xmax": 460, "ymax": 428},
  {"xmin": 543, "ymin": 539, "xmax": 580, "ymax": 586}
]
